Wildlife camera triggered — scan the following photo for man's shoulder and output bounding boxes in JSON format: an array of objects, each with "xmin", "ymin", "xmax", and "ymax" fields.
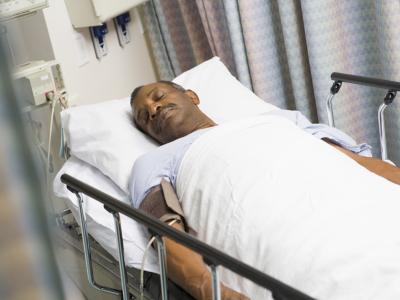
[
  {"xmin": 130, "ymin": 145, "xmax": 176, "ymax": 207},
  {"xmin": 132, "ymin": 138, "xmax": 185, "ymax": 175},
  {"xmin": 133, "ymin": 144, "xmax": 171, "ymax": 172},
  {"xmin": 130, "ymin": 137, "xmax": 192, "ymax": 207}
]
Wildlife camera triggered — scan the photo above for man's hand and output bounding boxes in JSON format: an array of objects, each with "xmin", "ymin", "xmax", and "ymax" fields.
[
  {"xmin": 165, "ymin": 222, "xmax": 250, "ymax": 300},
  {"xmin": 221, "ymin": 282, "xmax": 250, "ymax": 300},
  {"xmin": 184, "ymin": 264, "xmax": 249, "ymax": 299}
]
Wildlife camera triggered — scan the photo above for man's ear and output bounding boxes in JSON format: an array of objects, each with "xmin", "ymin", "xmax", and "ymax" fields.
[{"xmin": 185, "ymin": 89, "xmax": 200, "ymax": 105}]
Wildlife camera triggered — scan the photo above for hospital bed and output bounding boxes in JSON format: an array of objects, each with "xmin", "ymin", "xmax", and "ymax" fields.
[
  {"xmin": 54, "ymin": 57, "xmax": 399, "ymax": 300},
  {"xmin": 326, "ymin": 72, "xmax": 399, "ymax": 161}
]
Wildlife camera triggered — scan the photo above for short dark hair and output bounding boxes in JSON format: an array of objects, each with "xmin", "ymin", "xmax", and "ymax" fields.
[
  {"xmin": 130, "ymin": 85, "xmax": 143, "ymax": 106},
  {"xmin": 130, "ymin": 81, "xmax": 185, "ymax": 106}
]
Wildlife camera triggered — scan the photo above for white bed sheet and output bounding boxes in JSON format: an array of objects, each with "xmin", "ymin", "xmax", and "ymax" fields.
[{"xmin": 178, "ymin": 115, "xmax": 400, "ymax": 299}]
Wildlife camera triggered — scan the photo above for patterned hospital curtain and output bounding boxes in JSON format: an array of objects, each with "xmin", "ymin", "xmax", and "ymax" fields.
[
  {"xmin": 195, "ymin": 0, "xmax": 237, "ymax": 76},
  {"xmin": 140, "ymin": 0, "xmax": 400, "ymax": 164},
  {"xmin": 140, "ymin": 0, "xmax": 212, "ymax": 80},
  {"xmin": 233, "ymin": 0, "xmax": 318, "ymax": 120},
  {"xmin": 301, "ymin": 1, "xmax": 400, "ymax": 162}
]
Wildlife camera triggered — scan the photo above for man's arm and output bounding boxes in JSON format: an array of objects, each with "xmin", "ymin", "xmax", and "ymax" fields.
[
  {"xmin": 324, "ymin": 140, "xmax": 400, "ymax": 185},
  {"xmin": 141, "ymin": 186, "xmax": 249, "ymax": 300}
]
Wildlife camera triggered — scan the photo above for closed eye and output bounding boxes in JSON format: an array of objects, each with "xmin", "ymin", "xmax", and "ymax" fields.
[{"xmin": 154, "ymin": 91, "xmax": 165, "ymax": 101}]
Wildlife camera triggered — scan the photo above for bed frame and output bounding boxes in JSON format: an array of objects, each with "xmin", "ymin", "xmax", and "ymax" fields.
[
  {"xmin": 55, "ymin": 211, "xmax": 194, "ymax": 299},
  {"xmin": 326, "ymin": 72, "xmax": 399, "ymax": 161},
  {"xmin": 58, "ymin": 72, "xmax": 399, "ymax": 300},
  {"xmin": 60, "ymin": 173, "xmax": 314, "ymax": 300}
]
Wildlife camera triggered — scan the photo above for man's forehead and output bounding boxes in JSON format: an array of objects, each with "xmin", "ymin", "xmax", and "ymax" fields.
[
  {"xmin": 134, "ymin": 83, "xmax": 168, "ymax": 105},
  {"xmin": 140, "ymin": 82, "xmax": 174, "ymax": 95}
]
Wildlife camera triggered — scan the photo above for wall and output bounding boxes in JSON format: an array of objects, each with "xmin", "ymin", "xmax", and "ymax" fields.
[
  {"xmin": 45, "ymin": 0, "xmax": 156, "ymax": 105},
  {"xmin": 5, "ymin": 11, "xmax": 54, "ymax": 65},
  {"xmin": 3, "ymin": 0, "xmax": 158, "ymax": 211},
  {"xmin": 8, "ymin": 0, "xmax": 157, "ymax": 105}
]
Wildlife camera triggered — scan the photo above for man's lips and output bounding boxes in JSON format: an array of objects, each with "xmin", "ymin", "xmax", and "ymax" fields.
[{"xmin": 154, "ymin": 106, "xmax": 176, "ymax": 133}]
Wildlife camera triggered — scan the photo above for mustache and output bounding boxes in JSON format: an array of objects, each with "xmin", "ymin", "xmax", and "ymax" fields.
[
  {"xmin": 159, "ymin": 103, "xmax": 176, "ymax": 112},
  {"xmin": 154, "ymin": 103, "xmax": 177, "ymax": 133}
]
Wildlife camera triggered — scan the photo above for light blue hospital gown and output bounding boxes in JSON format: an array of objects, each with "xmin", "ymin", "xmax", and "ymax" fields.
[{"xmin": 129, "ymin": 110, "xmax": 372, "ymax": 208}]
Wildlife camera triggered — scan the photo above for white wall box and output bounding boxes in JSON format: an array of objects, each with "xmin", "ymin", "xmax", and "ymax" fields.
[
  {"xmin": 0, "ymin": 0, "xmax": 48, "ymax": 20},
  {"xmin": 64, "ymin": 0, "xmax": 147, "ymax": 28}
]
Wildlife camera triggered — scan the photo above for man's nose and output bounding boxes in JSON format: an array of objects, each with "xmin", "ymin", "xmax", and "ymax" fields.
[{"xmin": 148, "ymin": 102, "xmax": 161, "ymax": 120}]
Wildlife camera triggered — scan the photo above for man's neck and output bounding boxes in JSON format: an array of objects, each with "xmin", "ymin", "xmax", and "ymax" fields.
[{"xmin": 196, "ymin": 119, "xmax": 216, "ymax": 130}]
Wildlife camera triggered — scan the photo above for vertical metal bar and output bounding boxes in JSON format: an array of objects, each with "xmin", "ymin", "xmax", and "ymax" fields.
[
  {"xmin": 77, "ymin": 192, "xmax": 95, "ymax": 284},
  {"xmin": 155, "ymin": 235, "xmax": 169, "ymax": 300},
  {"xmin": 326, "ymin": 93, "xmax": 336, "ymax": 127},
  {"xmin": 112, "ymin": 212, "xmax": 130, "ymax": 300},
  {"xmin": 378, "ymin": 103, "xmax": 388, "ymax": 161},
  {"xmin": 210, "ymin": 265, "xmax": 221, "ymax": 300},
  {"xmin": 75, "ymin": 192, "xmax": 121, "ymax": 296},
  {"xmin": 272, "ymin": 291, "xmax": 287, "ymax": 300}
]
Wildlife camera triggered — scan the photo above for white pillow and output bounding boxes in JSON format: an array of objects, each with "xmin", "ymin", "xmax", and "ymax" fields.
[
  {"xmin": 61, "ymin": 56, "xmax": 278, "ymax": 193},
  {"xmin": 61, "ymin": 97, "xmax": 157, "ymax": 193},
  {"xmin": 53, "ymin": 156, "xmax": 159, "ymax": 273},
  {"xmin": 174, "ymin": 57, "xmax": 277, "ymax": 123}
]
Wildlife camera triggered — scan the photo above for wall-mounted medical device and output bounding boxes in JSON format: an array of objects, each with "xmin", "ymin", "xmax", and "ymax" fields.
[
  {"xmin": 114, "ymin": 12, "xmax": 131, "ymax": 48},
  {"xmin": 0, "ymin": 0, "xmax": 48, "ymax": 21},
  {"xmin": 90, "ymin": 23, "xmax": 108, "ymax": 60},
  {"xmin": 13, "ymin": 60, "xmax": 65, "ymax": 107},
  {"xmin": 64, "ymin": 0, "xmax": 147, "ymax": 28}
]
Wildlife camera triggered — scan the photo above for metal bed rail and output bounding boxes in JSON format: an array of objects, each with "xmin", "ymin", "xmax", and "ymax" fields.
[
  {"xmin": 61, "ymin": 173, "xmax": 315, "ymax": 300},
  {"xmin": 326, "ymin": 72, "xmax": 399, "ymax": 161}
]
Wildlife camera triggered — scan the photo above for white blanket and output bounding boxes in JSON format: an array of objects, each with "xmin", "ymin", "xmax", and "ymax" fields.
[{"xmin": 176, "ymin": 115, "xmax": 400, "ymax": 299}]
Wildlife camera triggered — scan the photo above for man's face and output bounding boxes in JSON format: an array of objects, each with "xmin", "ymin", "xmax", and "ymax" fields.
[{"xmin": 131, "ymin": 82, "xmax": 201, "ymax": 144}]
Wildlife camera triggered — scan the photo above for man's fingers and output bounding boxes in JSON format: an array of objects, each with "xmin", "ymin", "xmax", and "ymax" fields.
[{"xmin": 221, "ymin": 283, "xmax": 250, "ymax": 300}]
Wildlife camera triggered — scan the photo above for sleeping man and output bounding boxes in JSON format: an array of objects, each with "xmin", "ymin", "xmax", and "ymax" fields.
[{"xmin": 130, "ymin": 81, "xmax": 400, "ymax": 299}]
